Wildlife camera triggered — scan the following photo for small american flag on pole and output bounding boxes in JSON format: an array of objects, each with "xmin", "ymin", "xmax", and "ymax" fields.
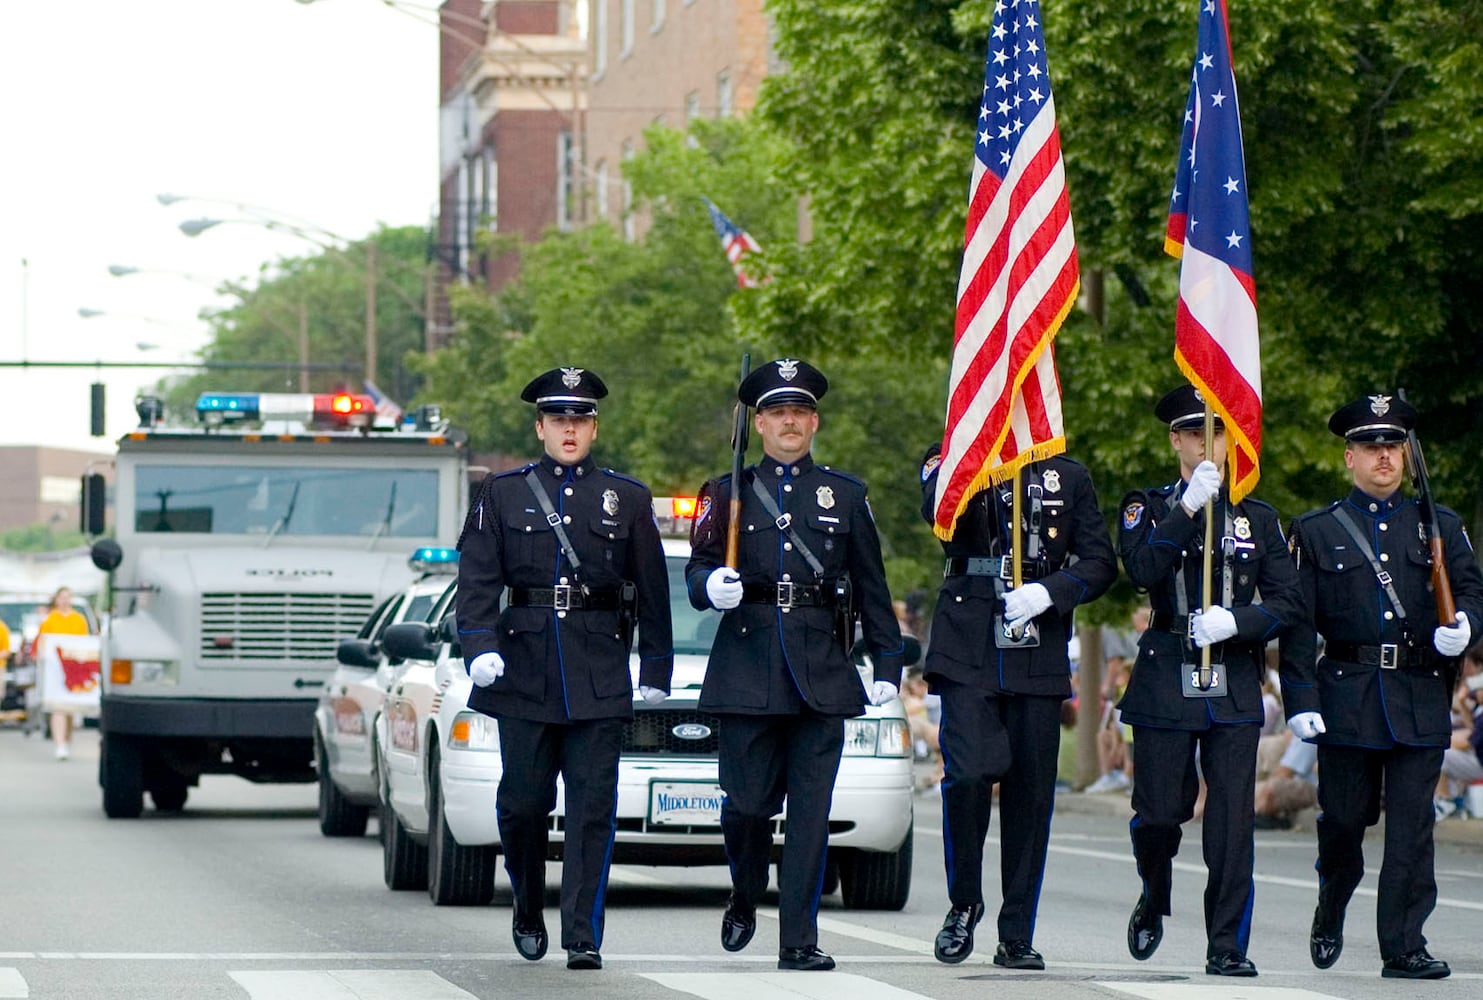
[
  {"xmin": 363, "ymin": 379, "xmax": 403, "ymax": 425},
  {"xmin": 932, "ymin": 0, "xmax": 1078, "ymax": 540},
  {"xmin": 703, "ymin": 197, "xmax": 765, "ymax": 288},
  {"xmin": 1165, "ymin": 0, "xmax": 1260, "ymax": 502}
]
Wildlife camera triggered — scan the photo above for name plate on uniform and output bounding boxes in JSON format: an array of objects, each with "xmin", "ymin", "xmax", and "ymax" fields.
[
  {"xmin": 649, "ymin": 781, "xmax": 726, "ymax": 827},
  {"xmin": 994, "ymin": 614, "xmax": 1040, "ymax": 649},
  {"xmin": 1181, "ymin": 662, "xmax": 1228, "ymax": 699}
]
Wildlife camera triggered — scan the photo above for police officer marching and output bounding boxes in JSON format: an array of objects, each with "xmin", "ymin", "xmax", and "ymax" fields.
[
  {"xmin": 1280, "ymin": 393, "xmax": 1483, "ymax": 980},
  {"xmin": 919, "ymin": 442, "xmax": 1117, "ymax": 969},
  {"xmin": 686, "ymin": 358, "xmax": 906, "ymax": 972},
  {"xmin": 455, "ymin": 367, "xmax": 673, "ymax": 971},
  {"xmin": 1116, "ymin": 385, "xmax": 1304, "ymax": 977}
]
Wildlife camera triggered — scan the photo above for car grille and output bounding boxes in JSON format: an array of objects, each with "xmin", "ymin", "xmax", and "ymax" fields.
[
  {"xmin": 622, "ymin": 708, "xmax": 723, "ymax": 757},
  {"xmin": 199, "ymin": 591, "xmax": 377, "ymax": 662}
]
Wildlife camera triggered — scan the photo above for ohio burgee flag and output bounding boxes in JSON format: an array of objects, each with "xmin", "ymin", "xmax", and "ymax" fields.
[
  {"xmin": 1165, "ymin": 0, "xmax": 1261, "ymax": 501},
  {"xmin": 932, "ymin": 0, "xmax": 1078, "ymax": 540}
]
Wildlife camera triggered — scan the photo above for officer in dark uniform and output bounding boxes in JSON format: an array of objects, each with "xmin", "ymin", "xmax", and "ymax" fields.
[
  {"xmin": 686, "ymin": 358, "xmax": 905, "ymax": 972},
  {"xmin": 1117, "ymin": 384, "xmax": 1304, "ymax": 977},
  {"xmin": 918, "ymin": 443, "xmax": 1116, "ymax": 969},
  {"xmin": 1280, "ymin": 393, "xmax": 1483, "ymax": 980},
  {"xmin": 456, "ymin": 367, "xmax": 673, "ymax": 971}
]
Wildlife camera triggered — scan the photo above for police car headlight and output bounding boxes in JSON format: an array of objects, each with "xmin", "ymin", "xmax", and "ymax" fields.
[
  {"xmin": 110, "ymin": 659, "xmax": 178, "ymax": 686},
  {"xmin": 842, "ymin": 719, "xmax": 879, "ymax": 757},
  {"xmin": 876, "ymin": 718, "xmax": 910, "ymax": 757},
  {"xmin": 447, "ymin": 711, "xmax": 500, "ymax": 752}
]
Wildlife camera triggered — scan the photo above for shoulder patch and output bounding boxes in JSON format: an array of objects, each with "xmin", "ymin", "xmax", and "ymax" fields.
[
  {"xmin": 1122, "ymin": 501, "xmax": 1146, "ymax": 531},
  {"xmin": 920, "ymin": 453, "xmax": 941, "ymax": 483}
]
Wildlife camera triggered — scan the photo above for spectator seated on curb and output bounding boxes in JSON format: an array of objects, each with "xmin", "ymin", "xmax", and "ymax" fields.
[
  {"xmin": 1253, "ymin": 728, "xmax": 1318, "ymax": 830},
  {"xmin": 1436, "ymin": 650, "xmax": 1483, "ymax": 820}
]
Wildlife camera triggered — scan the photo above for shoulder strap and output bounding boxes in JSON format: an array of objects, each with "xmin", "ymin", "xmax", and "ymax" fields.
[
  {"xmin": 749, "ymin": 473, "xmax": 826, "ymax": 580},
  {"xmin": 525, "ymin": 469, "xmax": 583, "ymax": 579},
  {"xmin": 1331, "ymin": 506, "xmax": 1407, "ymax": 620}
]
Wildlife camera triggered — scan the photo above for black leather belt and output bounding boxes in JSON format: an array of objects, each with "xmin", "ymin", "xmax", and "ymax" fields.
[
  {"xmin": 1324, "ymin": 640, "xmax": 1425, "ymax": 670},
  {"xmin": 1149, "ymin": 610, "xmax": 1192, "ymax": 636},
  {"xmin": 943, "ymin": 556, "xmax": 1050, "ymax": 580},
  {"xmin": 508, "ymin": 586, "xmax": 622, "ymax": 611},
  {"xmin": 741, "ymin": 582, "xmax": 836, "ymax": 609}
]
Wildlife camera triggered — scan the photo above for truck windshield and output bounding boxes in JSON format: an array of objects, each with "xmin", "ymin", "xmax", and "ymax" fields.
[{"xmin": 133, "ymin": 466, "xmax": 439, "ymax": 538}]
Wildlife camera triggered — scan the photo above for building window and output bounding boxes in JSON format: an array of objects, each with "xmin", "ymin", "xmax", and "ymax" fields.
[
  {"xmin": 620, "ymin": 0, "xmax": 634, "ymax": 57},
  {"xmin": 595, "ymin": 159, "xmax": 609, "ymax": 221},
  {"xmin": 482, "ymin": 147, "xmax": 497, "ymax": 232},
  {"xmin": 557, "ymin": 130, "xmax": 576, "ymax": 231},
  {"xmin": 651, "ymin": 0, "xmax": 665, "ymax": 32},
  {"xmin": 621, "ymin": 139, "xmax": 635, "ymax": 241},
  {"xmin": 717, "ymin": 70, "xmax": 733, "ymax": 117},
  {"xmin": 594, "ymin": 0, "xmax": 608, "ymax": 78},
  {"xmin": 685, "ymin": 91, "xmax": 701, "ymax": 121}
]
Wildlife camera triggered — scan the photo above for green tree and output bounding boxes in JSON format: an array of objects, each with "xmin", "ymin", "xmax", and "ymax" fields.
[{"xmin": 2, "ymin": 522, "xmax": 86, "ymax": 553}]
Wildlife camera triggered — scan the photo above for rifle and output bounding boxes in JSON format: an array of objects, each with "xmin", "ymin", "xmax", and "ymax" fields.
[
  {"xmin": 1398, "ymin": 388, "xmax": 1456, "ymax": 626},
  {"xmin": 724, "ymin": 353, "xmax": 752, "ymax": 569}
]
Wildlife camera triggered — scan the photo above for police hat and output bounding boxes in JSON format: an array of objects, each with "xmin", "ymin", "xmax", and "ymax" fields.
[
  {"xmin": 1155, "ymin": 384, "xmax": 1223, "ymax": 431},
  {"xmin": 738, "ymin": 358, "xmax": 828, "ymax": 410},
  {"xmin": 520, "ymin": 367, "xmax": 608, "ymax": 416},
  {"xmin": 1328, "ymin": 393, "xmax": 1416, "ymax": 443}
]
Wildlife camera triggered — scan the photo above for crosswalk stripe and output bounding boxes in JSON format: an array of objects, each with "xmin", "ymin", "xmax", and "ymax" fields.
[
  {"xmin": 1099, "ymin": 983, "xmax": 1350, "ymax": 1000},
  {"xmin": 0, "ymin": 969, "xmax": 25, "ymax": 999},
  {"xmin": 641, "ymin": 972, "xmax": 933, "ymax": 1000},
  {"xmin": 229, "ymin": 971, "xmax": 477, "ymax": 1000},
  {"xmin": 754, "ymin": 909, "xmax": 926, "ymax": 955}
]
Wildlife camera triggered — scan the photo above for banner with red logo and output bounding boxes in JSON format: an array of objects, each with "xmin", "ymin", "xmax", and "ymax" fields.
[{"xmin": 38, "ymin": 634, "xmax": 101, "ymax": 713}]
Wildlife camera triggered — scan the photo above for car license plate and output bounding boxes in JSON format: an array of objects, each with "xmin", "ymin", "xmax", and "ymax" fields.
[{"xmin": 648, "ymin": 780, "xmax": 725, "ymax": 827}]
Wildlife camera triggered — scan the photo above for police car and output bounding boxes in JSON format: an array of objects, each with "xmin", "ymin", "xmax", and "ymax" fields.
[
  {"xmin": 374, "ymin": 498, "xmax": 916, "ymax": 909},
  {"xmin": 313, "ymin": 549, "xmax": 458, "ymax": 837}
]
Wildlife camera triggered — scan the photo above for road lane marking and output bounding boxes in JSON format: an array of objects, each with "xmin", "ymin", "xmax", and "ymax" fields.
[
  {"xmin": 915, "ymin": 826, "xmax": 1483, "ymax": 913},
  {"xmin": 230, "ymin": 970, "xmax": 477, "ymax": 1000},
  {"xmin": 641, "ymin": 972, "xmax": 931, "ymax": 999},
  {"xmin": 0, "ymin": 969, "xmax": 24, "ymax": 999},
  {"xmin": 755, "ymin": 909, "xmax": 926, "ymax": 954},
  {"xmin": 1099, "ymin": 984, "xmax": 1349, "ymax": 1000}
]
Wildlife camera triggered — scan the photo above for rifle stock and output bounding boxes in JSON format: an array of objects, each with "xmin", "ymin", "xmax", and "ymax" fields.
[
  {"xmin": 1398, "ymin": 388, "xmax": 1456, "ymax": 626},
  {"xmin": 725, "ymin": 353, "xmax": 752, "ymax": 569}
]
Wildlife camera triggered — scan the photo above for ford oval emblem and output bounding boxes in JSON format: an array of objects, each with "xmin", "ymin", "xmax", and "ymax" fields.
[{"xmin": 672, "ymin": 723, "xmax": 712, "ymax": 740}]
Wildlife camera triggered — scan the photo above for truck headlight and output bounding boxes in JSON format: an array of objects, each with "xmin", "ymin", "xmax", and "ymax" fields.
[
  {"xmin": 109, "ymin": 659, "xmax": 178, "ymax": 686},
  {"xmin": 448, "ymin": 711, "xmax": 500, "ymax": 752}
]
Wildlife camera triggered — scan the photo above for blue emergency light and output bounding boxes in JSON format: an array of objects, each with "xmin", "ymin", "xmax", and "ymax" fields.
[
  {"xmin": 409, "ymin": 547, "xmax": 460, "ymax": 574},
  {"xmin": 195, "ymin": 392, "xmax": 261, "ymax": 422}
]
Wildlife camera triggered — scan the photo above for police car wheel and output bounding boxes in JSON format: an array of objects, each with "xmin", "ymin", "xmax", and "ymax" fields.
[
  {"xmin": 100, "ymin": 733, "xmax": 144, "ymax": 819},
  {"xmin": 426, "ymin": 745, "xmax": 497, "ymax": 906},
  {"xmin": 316, "ymin": 736, "xmax": 370, "ymax": 838},
  {"xmin": 381, "ymin": 779, "xmax": 429, "ymax": 891},
  {"xmin": 839, "ymin": 821, "xmax": 914, "ymax": 911}
]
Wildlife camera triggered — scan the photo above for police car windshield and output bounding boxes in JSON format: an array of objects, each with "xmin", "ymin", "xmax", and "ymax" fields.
[
  {"xmin": 133, "ymin": 466, "xmax": 439, "ymax": 538},
  {"xmin": 667, "ymin": 556, "xmax": 718, "ymax": 656}
]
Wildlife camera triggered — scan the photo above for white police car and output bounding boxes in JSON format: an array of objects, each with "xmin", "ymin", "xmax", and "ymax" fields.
[
  {"xmin": 376, "ymin": 499, "xmax": 916, "ymax": 909},
  {"xmin": 313, "ymin": 549, "xmax": 459, "ymax": 837}
]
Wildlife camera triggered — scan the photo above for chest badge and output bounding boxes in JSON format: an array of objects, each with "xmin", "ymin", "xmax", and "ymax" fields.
[
  {"xmin": 602, "ymin": 489, "xmax": 619, "ymax": 516},
  {"xmin": 816, "ymin": 485, "xmax": 835, "ymax": 510},
  {"xmin": 1233, "ymin": 516, "xmax": 1251, "ymax": 540},
  {"xmin": 1042, "ymin": 469, "xmax": 1061, "ymax": 494}
]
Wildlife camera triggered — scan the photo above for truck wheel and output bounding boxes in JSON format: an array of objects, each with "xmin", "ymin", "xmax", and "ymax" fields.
[
  {"xmin": 839, "ymin": 821, "xmax": 913, "ymax": 911},
  {"xmin": 382, "ymin": 783, "xmax": 428, "ymax": 891},
  {"xmin": 317, "ymin": 737, "xmax": 370, "ymax": 837},
  {"xmin": 148, "ymin": 774, "xmax": 189, "ymax": 812},
  {"xmin": 101, "ymin": 733, "xmax": 145, "ymax": 819},
  {"xmin": 427, "ymin": 747, "xmax": 496, "ymax": 906}
]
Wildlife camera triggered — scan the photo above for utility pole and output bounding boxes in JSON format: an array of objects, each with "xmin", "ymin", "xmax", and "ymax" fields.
[
  {"xmin": 365, "ymin": 242, "xmax": 378, "ymax": 385},
  {"xmin": 298, "ymin": 300, "xmax": 310, "ymax": 392}
]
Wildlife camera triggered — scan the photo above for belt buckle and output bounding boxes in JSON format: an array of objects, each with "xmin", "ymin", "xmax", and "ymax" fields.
[
  {"xmin": 1379, "ymin": 643, "xmax": 1399, "ymax": 669},
  {"xmin": 776, "ymin": 581, "xmax": 795, "ymax": 608},
  {"xmin": 552, "ymin": 584, "xmax": 572, "ymax": 611}
]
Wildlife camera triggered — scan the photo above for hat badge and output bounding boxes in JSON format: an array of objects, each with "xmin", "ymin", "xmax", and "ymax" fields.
[
  {"xmin": 1193, "ymin": 387, "xmax": 1204, "ymax": 403},
  {"xmin": 776, "ymin": 358, "xmax": 800, "ymax": 382},
  {"xmin": 1368, "ymin": 394, "xmax": 1391, "ymax": 417},
  {"xmin": 561, "ymin": 367, "xmax": 584, "ymax": 388}
]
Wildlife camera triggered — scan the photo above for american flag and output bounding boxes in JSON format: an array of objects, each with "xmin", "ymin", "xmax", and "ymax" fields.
[
  {"xmin": 932, "ymin": 0, "xmax": 1077, "ymax": 540},
  {"xmin": 703, "ymin": 197, "xmax": 765, "ymax": 288},
  {"xmin": 362, "ymin": 379, "xmax": 403, "ymax": 424},
  {"xmin": 1165, "ymin": 0, "xmax": 1260, "ymax": 502}
]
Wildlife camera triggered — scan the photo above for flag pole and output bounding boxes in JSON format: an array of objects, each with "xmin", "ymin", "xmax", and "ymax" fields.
[
  {"xmin": 1010, "ymin": 467, "xmax": 1024, "ymax": 636},
  {"xmin": 1199, "ymin": 405, "xmax": 1215, "ymax": 688}
]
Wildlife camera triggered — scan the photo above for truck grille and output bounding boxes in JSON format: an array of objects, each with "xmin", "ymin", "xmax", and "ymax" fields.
[
  {"xmin": 622, "ymin": 708, "xmax": 723, "ymax": 758},
  {"xmin": 199, "ymin": 592, "xmax": 377, "ymax": 662}
]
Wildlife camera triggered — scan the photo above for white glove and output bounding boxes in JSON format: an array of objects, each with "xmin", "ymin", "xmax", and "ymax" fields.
[
  {"xmin": 1180, "ymin": 460, "xmax": 1222, "ymax": 513},
  {"xmin": 638, "ymin": 685, "xmax": 668, "ymax": 705},
  {"xmin": 469, "ymin": 651, "xmax": 505, "ymax": 687},
  {"xmin": 706, "ymin": 567, "xmax": 744, "ymax": 610},
  {"xmin": 1434, "ymin": 611, "xmax": 1472, "ymax": 657},
  {"xmin": 1002, "ymin": 582, "xmax": 1053, "ymax": 629},
  {"xmin": 1190, "ymin": 605, "xmax": 1238, "ymax": 648},
  {"xmin": 1289, "ymin": 711, "xmax": 1326, "ymax": 740},
  {"xmin": 867, "ymin": 680, "xmax": 898, "ymax": 706}
]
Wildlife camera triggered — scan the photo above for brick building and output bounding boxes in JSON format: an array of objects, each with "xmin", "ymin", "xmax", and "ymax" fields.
[{"xmin": 0, "ymin": 447, "xmax": 112, "ymax": 536}]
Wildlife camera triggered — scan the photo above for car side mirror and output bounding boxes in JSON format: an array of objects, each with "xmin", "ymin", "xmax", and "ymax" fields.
[
  {"xmin": 382, "ymin": 621, "xmax": 439, "ymax": 662},
  {"xmin": 438, "ymin": 614, "xmax": 460, "ymax": 659},
  {"xmin": 91, "ymin": 538, "xmax": 123, "ymax": 572},
  {"xmin": 336, "ymin": 637, "xmax": 381, "ymax": 669}
]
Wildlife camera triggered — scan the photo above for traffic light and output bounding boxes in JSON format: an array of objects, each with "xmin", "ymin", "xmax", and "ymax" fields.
[{"xmin": 90, "ymin": 382, "xmax": 106, "ymax": 436}]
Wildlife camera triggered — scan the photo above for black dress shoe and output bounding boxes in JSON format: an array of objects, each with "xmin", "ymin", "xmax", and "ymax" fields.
[
  {"xmin": 721, "ymin": 895, "xmax": 756, "ymax": 952},
  {"xmin": 512, "ymin": 915, "xmax": 548, "ymax": 962},
  {"xmin": 778, "ymin": 946, "xmax": 836, "ymax": 971},
  {"xmin": 933, "ymin": 902, "xmax": 985, "ymax": 964},
  {"xmin": 1206, "ymin": 951, "xmax": 1258, "ymax": 977},
  {"xmin": 1309, "ymin": 909, "xmax": 1343, "ymax": 969},
  {"xmin": 1382, "ymin": 949, "xmax": 1450, "ymax": 980},
  {"xmin": 566, "ymin": 943, "xmax": 602, "ymax": 970},
  {"xmin": 993, "ymin": 939, "xmax": 1044, "ymax": 970},
  {"xmin": 1127, "ymin": 894, "xmax": 1163, "ymax": 961}
]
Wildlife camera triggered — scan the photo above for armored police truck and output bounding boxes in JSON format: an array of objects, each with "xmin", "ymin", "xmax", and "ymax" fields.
[{"xmin": 88, "ymin": 391, "xmax": 467, "ymax": 818}]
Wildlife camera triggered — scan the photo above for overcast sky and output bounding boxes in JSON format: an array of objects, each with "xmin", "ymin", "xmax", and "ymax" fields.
[{"xmin": 0, "ymin": 0, "xmax": 439, "ymax": 453}]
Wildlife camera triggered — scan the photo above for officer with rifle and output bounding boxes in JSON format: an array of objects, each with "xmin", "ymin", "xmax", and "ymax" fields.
[
  {"xmin": 456, "ymin": 367, "xmax": 673, "ymax": 971},
  {"xmin": 686, "ymin": 357, "xmax": 906, "ymax": 972},
  {"xmin": 1281, "ymin": 392, "xmax": 1483, "ymax": 980}
]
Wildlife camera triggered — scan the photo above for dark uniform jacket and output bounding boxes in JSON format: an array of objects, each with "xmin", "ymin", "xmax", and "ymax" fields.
[
  {"xmin": 1279, "ymin": 487, "xmax": 1483, "ymax": 748},
  {"xmin": 920, "ymin": 451, "xmax": 1117, "ymax": 698},
  {"xmin": 456, "ymin": 454, "xmax": 674, "ymax": 724},
  {"xmin": 685, "ymin": 453, "xmax": 905, "ymax": 716},
  {"xmin": 1117, "ymin": 481, "xmax": 1302, "ymax": 729}
]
